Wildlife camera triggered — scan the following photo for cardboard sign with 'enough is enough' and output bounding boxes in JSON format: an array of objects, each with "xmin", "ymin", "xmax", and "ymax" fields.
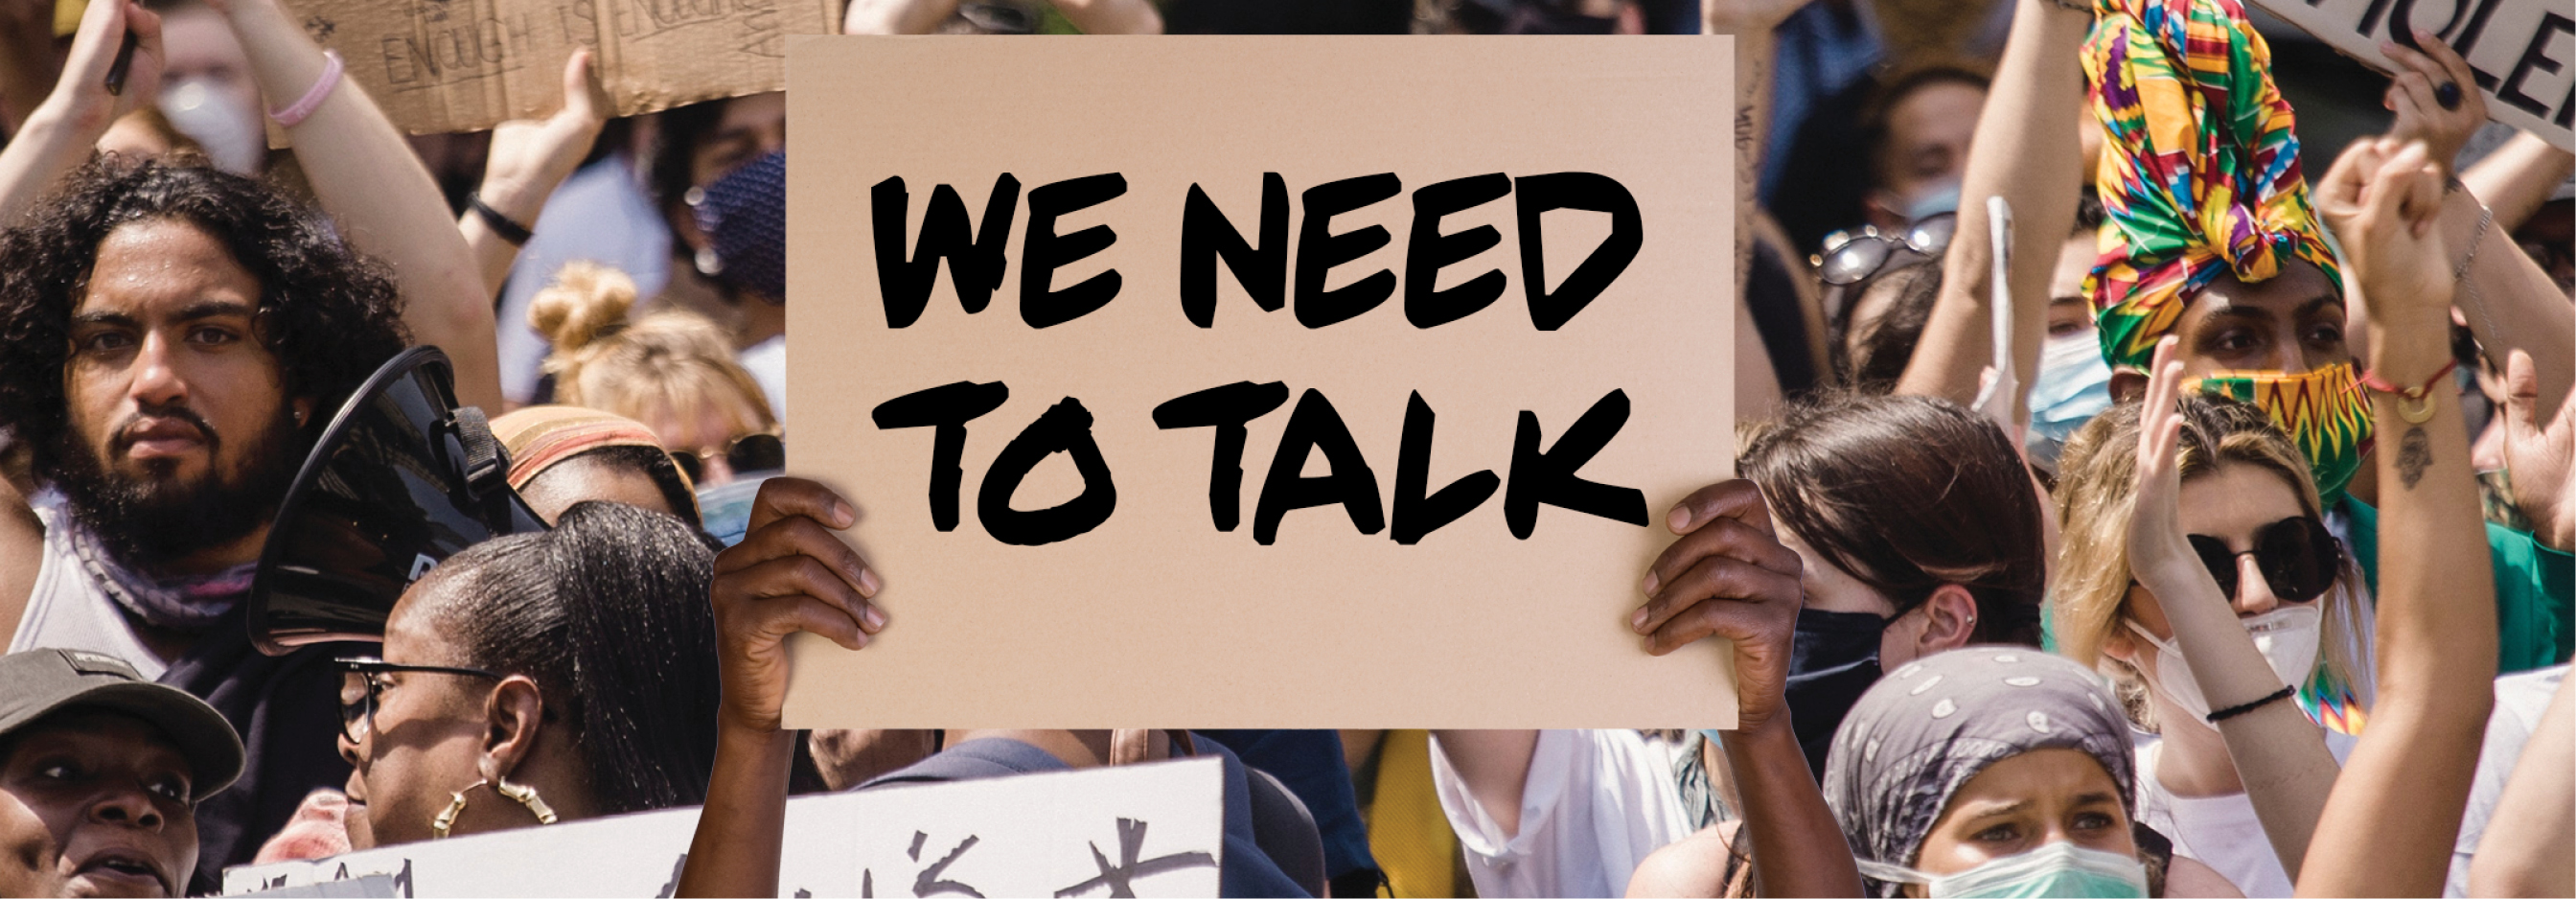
[{"xmin": 784, "ymin": 36, "xmax": 1737, "ymax": 729}]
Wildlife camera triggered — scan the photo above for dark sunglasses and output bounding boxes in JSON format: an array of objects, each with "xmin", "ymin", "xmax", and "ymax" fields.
[
  {"xmin": 671, "ymin": 431, "xmax": 786, "ymax": 484},
  {"xmin": 334, "ymin": 657, "xmax": 502, "ymax": 745},
  {"xmin": 1812, "ymin": 212, "xmax": 1958, "ymax": 286},
  {"xmin": 2185, "ymin": 516, "xmax": 2342, "ymax": 604}
]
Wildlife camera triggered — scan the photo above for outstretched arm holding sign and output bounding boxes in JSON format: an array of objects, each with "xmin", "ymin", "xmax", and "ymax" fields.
[
  {"xmin": 2373, "ymin": 33, "xmax": 2574, "ymax": 416},
  {"xmin": 1625, "ymin": 479, "xmax": 1862, "ymax": 899},
  {"xmin": 212, "ymin": 0, "xmax": 505, "ymax": 410},
  {"xmin": 679, "ymin": 478, "xmax": 887, "ymax": 898}
]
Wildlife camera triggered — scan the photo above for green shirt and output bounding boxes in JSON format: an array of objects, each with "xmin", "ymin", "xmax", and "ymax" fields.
[{"xmin": 2337, "ymin": 496, "xmax": 2574, "ymax": 673}]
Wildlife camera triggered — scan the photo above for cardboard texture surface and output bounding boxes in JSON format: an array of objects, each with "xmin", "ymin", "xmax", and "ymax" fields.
[
  {"xmin": 786, "ymin": 36, "xmax": 1738, "ymax": 729},
  {"xmin": 225, "ymin": 756, "xmax": 1228, "ymax": 897},
  {"xmin": 282, "ymin": 0, "xmax": 836, "ymax": 133},
  {"xmin": 2250, "ymin": 0, "xmax": 2573, "ymax": 149}
]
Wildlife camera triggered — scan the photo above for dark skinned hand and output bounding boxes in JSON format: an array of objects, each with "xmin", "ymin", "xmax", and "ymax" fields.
[{"xmin": 1631, "ymin": 478, "xmax": 1806, "ymax": 735}]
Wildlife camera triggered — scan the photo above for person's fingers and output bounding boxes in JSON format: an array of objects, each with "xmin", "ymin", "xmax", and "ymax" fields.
[
  {"xmin": 1642, "ymin": 515, "xmax": 1801, "ymax": 600},
  {"xmin": 723, "ymin": 555, "xmax": 884, "ymax": 634},
  {"xmin": 2412, "ymin": 30, "xmax": 2481, "ymax": 104},
  {"xmin": 2316, "ymin": 139, "xmax": 2383, "ymax": 215},
  {"xmin": 2399, "ymin": 155, "xmax": 2446, "ymax": 235},
  {"xmin": 748, "ymin": 476, "xmax": 858, "ymax": 533},
  {"xmin": 1633, "ymin": 553, "xmax": 1801, "ymax": 641},
  {"xmin": 2362, "ymin": 143, "xmax": 2428, "ymax": 233},
  {"xmin": 733, "ymin": 592, "xmax": 869, "ymax": 652},
  {"xmin": 716, "ymin": 515, "xmax": 881, "ymax": 607},
  {"xmin": 2380, "ymin": 39, "xmax": 2446, "ymax": 84},
  {"xmin": 2504, "ymin": 349, "xmax": 2542, "ymax": 437},
  {"xmin": 1666, "ymin": 478, "xmax": 1774, "ymax": 537},
  {"xmin": 1643, "ymin": 587, "xmax": 1783, "ymax": 656},
  {"xmin": 558, "ymin": 49, "xmax": 605, "ymax": 123}
]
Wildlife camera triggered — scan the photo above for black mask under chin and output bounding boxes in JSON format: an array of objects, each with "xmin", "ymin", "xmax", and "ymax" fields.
[{"xmin": 1785, "ymin": 607, "xmax": 1890, "ymax": 782}]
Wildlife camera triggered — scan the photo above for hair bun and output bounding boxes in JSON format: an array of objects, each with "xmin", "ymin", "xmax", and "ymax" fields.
[{"xmin": 529, "ymin": 262, "xmax": 640, "ymax": 353}]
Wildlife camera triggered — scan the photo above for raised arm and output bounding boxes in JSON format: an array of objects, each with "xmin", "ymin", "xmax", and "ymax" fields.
[
  {"xmin": 1628, "ymin": 478, "xmax": 1859, "ymax": 898},
  {"xmin": 2127, "ymin": 336, "xmax": 2340, "ymax": 883},
  {"xmin": 2294, "ymin": 138, "xmax": 2498, "ymax": 899},
  {"xmin": 216, "ymin": 0, "xmax": 501, "ymax": 409},
  {"xmin": 463, "ymin": 50, "xmax": 607, "ymax": 299},
  {"xmin": 2466, "ymin": 674, "xmax": 2574, "ymax": 898},
  {"xmin": 2459, "ymin": 130, "xmax": 2574, "ymax": 235},
  {"xmin": 0, "ymin": 0, "xmax": 159, "ymax": 224},
  {"xmin": 1893, "ymin": 0, "xmax": 2089, "ymax": 426},
  {"xmin": 678, "ymin": 477, "xmax": 884, "ymax": 898},
  {"xmin": 2378, "ymin": 35, "xmax": 2573, "ymax": 414}
]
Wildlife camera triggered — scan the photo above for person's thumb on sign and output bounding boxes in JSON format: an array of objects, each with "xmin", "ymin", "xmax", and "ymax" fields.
[
  {"xmin": 1631, "ymin": 478, "xmax": 1803, "ymax": 734},
  {"xmin": 712, "ymin": 477, "xmax": 886, "ymax": 735}
]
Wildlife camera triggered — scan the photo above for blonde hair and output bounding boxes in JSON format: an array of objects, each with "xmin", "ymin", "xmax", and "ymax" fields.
[
  {"xmin": 2051, "ymin": 396, "xmax": 2371, "ymax": 731},
  {"xmin": 531, "ymin": 262, "xmax": 775, "ymax": 443}
]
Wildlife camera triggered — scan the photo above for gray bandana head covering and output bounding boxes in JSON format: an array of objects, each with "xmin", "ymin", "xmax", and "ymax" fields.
[{"xmin": 1820, "ymin": 647, "xmax": 2135, "ymax": 897}]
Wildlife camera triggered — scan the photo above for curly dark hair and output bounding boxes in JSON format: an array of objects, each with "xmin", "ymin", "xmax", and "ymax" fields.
[{"xmin": 0, "ymin": 157, "xmax": 410, "ymax": 480}]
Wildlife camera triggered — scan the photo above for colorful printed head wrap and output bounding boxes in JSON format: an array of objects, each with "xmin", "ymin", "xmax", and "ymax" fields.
[{"xmin": 2082, "ymin": 0, "xmax": 2344, "ymax": 373}]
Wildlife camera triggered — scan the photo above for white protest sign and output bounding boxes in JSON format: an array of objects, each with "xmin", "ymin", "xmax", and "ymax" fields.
[
  {"xmin": 224, "ymin": 756, "xmax": 1226, "ymax": 898},
  {"xmin": 2251, "ymin": 0, "xmax": 2573, "ymax": 149}
]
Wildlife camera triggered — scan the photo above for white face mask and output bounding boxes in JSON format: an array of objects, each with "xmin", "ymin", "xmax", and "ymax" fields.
[
  {"xmin": 1858, "ymin": 841, "xmax": 2150, "ymax": 898},
  {"xmin": 159, "ymin": 79, "xmax": 265, "ymax": 175},
  {"xmin": 2125, "ymin": 604, "xmax": 2323, "ymax": 725}
]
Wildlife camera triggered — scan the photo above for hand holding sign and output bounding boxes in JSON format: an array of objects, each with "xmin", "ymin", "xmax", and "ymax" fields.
[
  {"xmin": 1631, "ymin": 479, "xmax": 1802, "ymax": 733},
  {"xmin": 712, "ymin": 477, "xmax": 886, "ymax": 735},
  {"xmin": 2382, "ymin": 31, "xmax": 2489, "ymax": 175}
]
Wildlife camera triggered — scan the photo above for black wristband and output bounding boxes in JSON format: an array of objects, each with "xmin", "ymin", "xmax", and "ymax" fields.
[
  {"xmin": 469, "ymin": 193, "xmax": 535, "ymax": 246},
  {"xmin": 2205, "ymin": 685, "xmax": 2297, "ymax": 724}
]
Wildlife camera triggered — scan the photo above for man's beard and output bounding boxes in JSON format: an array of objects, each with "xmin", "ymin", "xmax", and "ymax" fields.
[{"xmin": 53, "ymin": 401, "xmax": 306, "ymax": 573}]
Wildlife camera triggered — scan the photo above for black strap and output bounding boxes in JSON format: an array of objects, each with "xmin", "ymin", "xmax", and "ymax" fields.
[
  {"xmin": 452, "ymin": 406, "xmax": 507, "ymax": 492},
  {"xmin": 469, "ymin": 193, "xmax": 535, "ymax": 246}
]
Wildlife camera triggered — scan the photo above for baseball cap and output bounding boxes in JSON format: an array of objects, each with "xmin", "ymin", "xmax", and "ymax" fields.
[{"xmin": 0, "ymin": 649, "xmax": 245, "ymax": 800}]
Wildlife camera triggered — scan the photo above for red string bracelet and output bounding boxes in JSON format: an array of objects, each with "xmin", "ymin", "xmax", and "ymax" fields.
[{"xmin": 2358, "ymin": 357, "xmax": 2458, "ymax": 425}]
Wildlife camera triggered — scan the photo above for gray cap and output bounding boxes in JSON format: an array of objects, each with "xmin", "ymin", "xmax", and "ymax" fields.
[{"xmin": 0, "ymin": 649, "xmax": 245, "ymax": 800}]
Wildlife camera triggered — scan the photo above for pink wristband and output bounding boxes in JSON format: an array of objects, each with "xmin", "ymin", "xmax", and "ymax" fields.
[{"xmin": 267, "ymin": 50, "xmax": 343, "ymax": 127}]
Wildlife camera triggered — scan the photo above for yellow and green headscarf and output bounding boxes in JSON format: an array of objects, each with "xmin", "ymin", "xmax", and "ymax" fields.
[{"xmin": 2085, "ymin": 0, "xmax": 2370, "ymax": 502}]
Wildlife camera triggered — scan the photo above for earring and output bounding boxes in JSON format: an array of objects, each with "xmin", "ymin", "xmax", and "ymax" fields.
[
  {"xmin": 427, "ymin": 777, "xmax": 559, "ymax": 838},
  {"xmin": 494, "ymin": 776, "xmax": 559, "ymax": 825},
  {"xmin": 429, "ymin": 780, "xmax": 479, "ymax": 839},
  {"xmin": 695, "ymin": 245, "xmax": 724, "ymax": 276}
]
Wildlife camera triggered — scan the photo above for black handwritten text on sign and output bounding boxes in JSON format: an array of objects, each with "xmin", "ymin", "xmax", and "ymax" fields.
[{"xmin": 865, "ymin": 172, "xmax": 1651, "ymax": 547}]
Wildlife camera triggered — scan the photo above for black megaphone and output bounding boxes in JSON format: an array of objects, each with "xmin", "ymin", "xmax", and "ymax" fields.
[{"xmin": 247, "ymin": 346, "xmax": 546, "ymax": 655}]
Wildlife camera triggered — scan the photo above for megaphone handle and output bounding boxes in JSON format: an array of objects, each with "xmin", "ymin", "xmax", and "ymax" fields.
[{"xmin": 452, "ymin": 406, "xmax": 508, "ymax": 489}]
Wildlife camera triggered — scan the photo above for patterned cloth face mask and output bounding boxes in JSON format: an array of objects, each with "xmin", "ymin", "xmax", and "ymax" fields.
[{"xmin": 2184, "ymin": 362, "xmax": 2372, "ymax": 504}]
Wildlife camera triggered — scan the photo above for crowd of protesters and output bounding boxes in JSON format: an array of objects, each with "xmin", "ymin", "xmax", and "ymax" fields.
[{"xmin": 0, "ymin": 0, "xmax": 2568, "ymax": 895}]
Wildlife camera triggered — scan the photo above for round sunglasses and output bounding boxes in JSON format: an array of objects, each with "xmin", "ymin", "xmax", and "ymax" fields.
[
  {"xmin": 671, "ymin": 431, "xmax": 786, "ymax": 484},
  {"xmin": 2185, "ymin": 516, "xmax": 2343, "ymax": 604},
  {"xmin": 1811, "ymin": 212, "xmax": 1959, "ymax": 287}
]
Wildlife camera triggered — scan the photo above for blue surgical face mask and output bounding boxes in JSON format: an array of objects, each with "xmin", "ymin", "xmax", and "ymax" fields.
[
  {"xmin": 1857, "ymin": 841, "xmax": 2149, "ymax": 898},
  {"xmin": 2026, "ymin": 331, "xmax": 2113, "ymax": 470},
  {"xmin": 1902, "ymin": 178, "xmax": 1964, "ymax": 220}
]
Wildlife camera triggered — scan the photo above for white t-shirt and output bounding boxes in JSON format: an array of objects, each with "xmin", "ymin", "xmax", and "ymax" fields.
[
  {"xmin": 2134, "ymin": 727, "xmax": 2359, "ymax": 898},
  {"xmin": 2445, "ymin": 664, "xmax": 2566, "ymax": 897},
  {"xmin": 1428, "ymin": 729, "xmax": 1694, "ymax": 899}
]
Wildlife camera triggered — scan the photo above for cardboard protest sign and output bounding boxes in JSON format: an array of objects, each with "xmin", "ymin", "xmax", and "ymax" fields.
[
  {"xmin": 2251, "ymin": 0, "xmax": 2573, "ymax": 149},
  {"xmin": 784, "ymin": 37, "xmax": 1738, "ymax": 729},
  {"xmin": 280, "ymin": 0, "xmax": 836, "ymax": 133},
  {"xmin": 225, "ymin": 756, "xmax": 1227, "ymax": 897}
]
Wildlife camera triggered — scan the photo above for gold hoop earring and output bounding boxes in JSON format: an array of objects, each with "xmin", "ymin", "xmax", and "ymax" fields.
[
  {"xmin": 494, "ymin": 776, "xmax": 559, "ymax": 825},
  {"xmin": 428, "ymin": 777, "xmax": 558, "ymax": 838}
]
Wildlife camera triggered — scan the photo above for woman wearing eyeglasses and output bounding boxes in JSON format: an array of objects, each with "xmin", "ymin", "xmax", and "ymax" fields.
[
  {"xmin": 2049, "ymin": 365, "xmax": 2367, "ymax": 898},
  {"xmin": 331, "ymin": 501, "xmax": 724, "ymax": 846}
]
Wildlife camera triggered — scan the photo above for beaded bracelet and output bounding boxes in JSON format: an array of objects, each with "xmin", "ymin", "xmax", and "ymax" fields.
[{"xmin": 2206, "ymin": 685, "xmax": 2296, "ymax": 724}]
